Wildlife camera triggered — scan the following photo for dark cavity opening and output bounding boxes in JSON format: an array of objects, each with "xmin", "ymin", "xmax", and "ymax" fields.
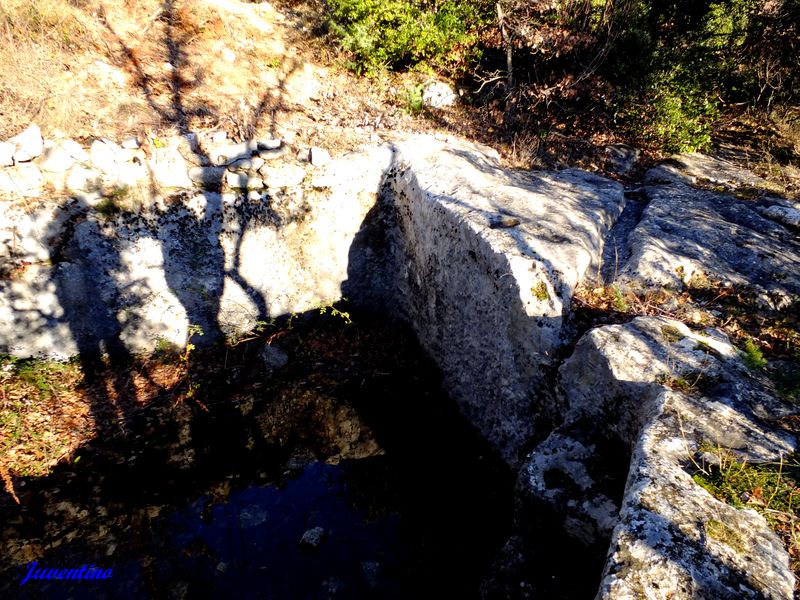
[{"xmin": 0, "ymin": 311, "xmax": 513, "ymax": 599}]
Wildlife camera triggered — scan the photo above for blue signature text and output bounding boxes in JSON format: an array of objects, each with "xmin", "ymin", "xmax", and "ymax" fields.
[{"xmin": 20, "ymin": 562, "xmax": 112, "ymax": 586}]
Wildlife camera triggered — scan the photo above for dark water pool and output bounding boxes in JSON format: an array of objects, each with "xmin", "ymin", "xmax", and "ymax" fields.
[{"xmin": 0, "ymin": 313, "xmax": 513, "ymax": 599}]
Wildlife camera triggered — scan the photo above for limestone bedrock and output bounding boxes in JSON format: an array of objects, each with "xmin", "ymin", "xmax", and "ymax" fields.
[
  {"xmin": 620, "ymin": 154, "xmax": 800, "ymax": 309},
  {"xmin": 2, "ymin": 127, "xmax": 797, "ymax": 598},
  {"xmin": 520, "ymin": 316, "xmax": 795, "ymax": 599},
  {"xmin": 0, "ymin": 134, "xmax": 625, "ymax": 465}
]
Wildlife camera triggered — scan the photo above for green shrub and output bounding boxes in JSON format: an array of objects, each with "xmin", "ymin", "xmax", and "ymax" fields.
[
  {"xmin": 327, "ymin": 0, "xmax": 484, "ymax": 74},
  {"xmin": 619, "ymin": 65, "xmax": 719, "ymax": 153},
  {"xmin": 604, "ymin": 0, "xmax": 768, "ymax": 152},
  {"xmin": 649, "ymin": 88, "xmax": 717, "ymax": 153}
]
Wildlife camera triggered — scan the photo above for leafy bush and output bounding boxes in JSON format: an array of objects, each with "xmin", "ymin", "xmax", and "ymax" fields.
[
  {"xmin": 739, "ymin": 0, "xmax": 800, "ymax": 107},
  {"xmin": 601, "ymin": 0, "xmax": 800, "ymax": 152},
  {"xmin": 327, "ymin": 0, "xmax": 485, "ymax": 74},
  {"xmin": 643, "ymin": 70, "xmax": 719, "ymax": 152},
  {"xmin": 607, "ymin": 0, "xmax": 728, "ymax": 153}
]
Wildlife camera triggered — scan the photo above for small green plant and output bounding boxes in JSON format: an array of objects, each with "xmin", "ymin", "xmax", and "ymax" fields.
[
  {"xmin": 180, "ymin": 324, "xmax": 204, "ymax": 400},
  {"xmin": 153, "ymin": 336, "xmax": 176, "ymax": 359},
  {"xmin": 661, "ymin": 325, "xmax": 685, "ymax": 343},
  {"xmin": 154, "ymin": 337, "xmax": 172, "ymax": 352},
  {"xmin": 611, "ymin": 286, "xmax": 629, "ymax": 312},
  {"xmin": 95, "ymin": 197, "xmax": 121, "ymax": 218},
  {"xmin": 186, "ymin": 381, "xmax": 200, "ymax": 399},
  {"xmin": 263, "ymin": 56, "xmax": 282, "ymax": 69},
  {"xmin": 318, "ymin": 302, "xmax": 353, "ymax": 325},
  {"xmin": 532, "ymin": 281, "xmax": 550, "ymax": 302},
  {"xmin": 227, "ymin": 318, "xmax": 279, "ymax": 348},
  {"xmin": 403, "ymin": 83, "xmax": 425, "ymax": 115},
  {"xmin": 657, "ymin": 372, "xmax": 692, "ymax": 392},
  {"xmin": 109, "ymin": 184, "xmax": 130, "ymax": 200},
  {"xmin": 254, "ymin": 319, "xmax": 275, "ymax": 334},
  {"xmin": 741, "ymin": 338, "xmax": 768, "ymax": 370},
  {"xmin": 182, "ymin": 324, "xmax": 203, "ymax": 363},
  {"xmin": 657, "ymin": 369, "xmax": 716, "ymax": 394},
  {"xmin": 704, "ymin": 519, "xmax": 747, "ymax": 553}
]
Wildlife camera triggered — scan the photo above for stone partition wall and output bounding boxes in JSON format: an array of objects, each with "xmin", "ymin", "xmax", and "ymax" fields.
[
  {"xmin": 0, "ymin": 163, "xmax": 384, "ymax": 358},
  {"xmin": 343, "ymin": 140, "xmax": 625, "ymax": 462}
]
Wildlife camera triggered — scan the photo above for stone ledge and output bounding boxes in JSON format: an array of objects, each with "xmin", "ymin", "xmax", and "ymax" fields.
[{"xmin": 521, "ymin": 316, "xmax": 795, "ymax": 599}]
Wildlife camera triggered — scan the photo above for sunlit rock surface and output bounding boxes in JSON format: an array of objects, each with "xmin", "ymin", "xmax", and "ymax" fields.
[
  {"xmin": 344, "ymin": 137, "xmax": 624, "ymax": 463},
  {"xmin": 620, "ymin": 157, "xmax": 800, "ymax": 309}
]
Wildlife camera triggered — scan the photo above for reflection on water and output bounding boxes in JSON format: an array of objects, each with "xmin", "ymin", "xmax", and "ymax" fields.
[
  {"xmin": 1, "ymin": 314, "xmax": 513, "ymax": 599},
  {"xmin": 16, "ymin": 461, "xmax": 412, "ymax": 599}
]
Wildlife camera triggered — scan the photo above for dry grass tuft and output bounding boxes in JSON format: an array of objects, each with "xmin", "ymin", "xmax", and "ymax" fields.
[
  {"xmin": 0, "ymin": 0, "xmax": 100, "ymax": 137},
  {"xmin": 0, "ymin": 0, "xmax": 96, "ymax": 49}
]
